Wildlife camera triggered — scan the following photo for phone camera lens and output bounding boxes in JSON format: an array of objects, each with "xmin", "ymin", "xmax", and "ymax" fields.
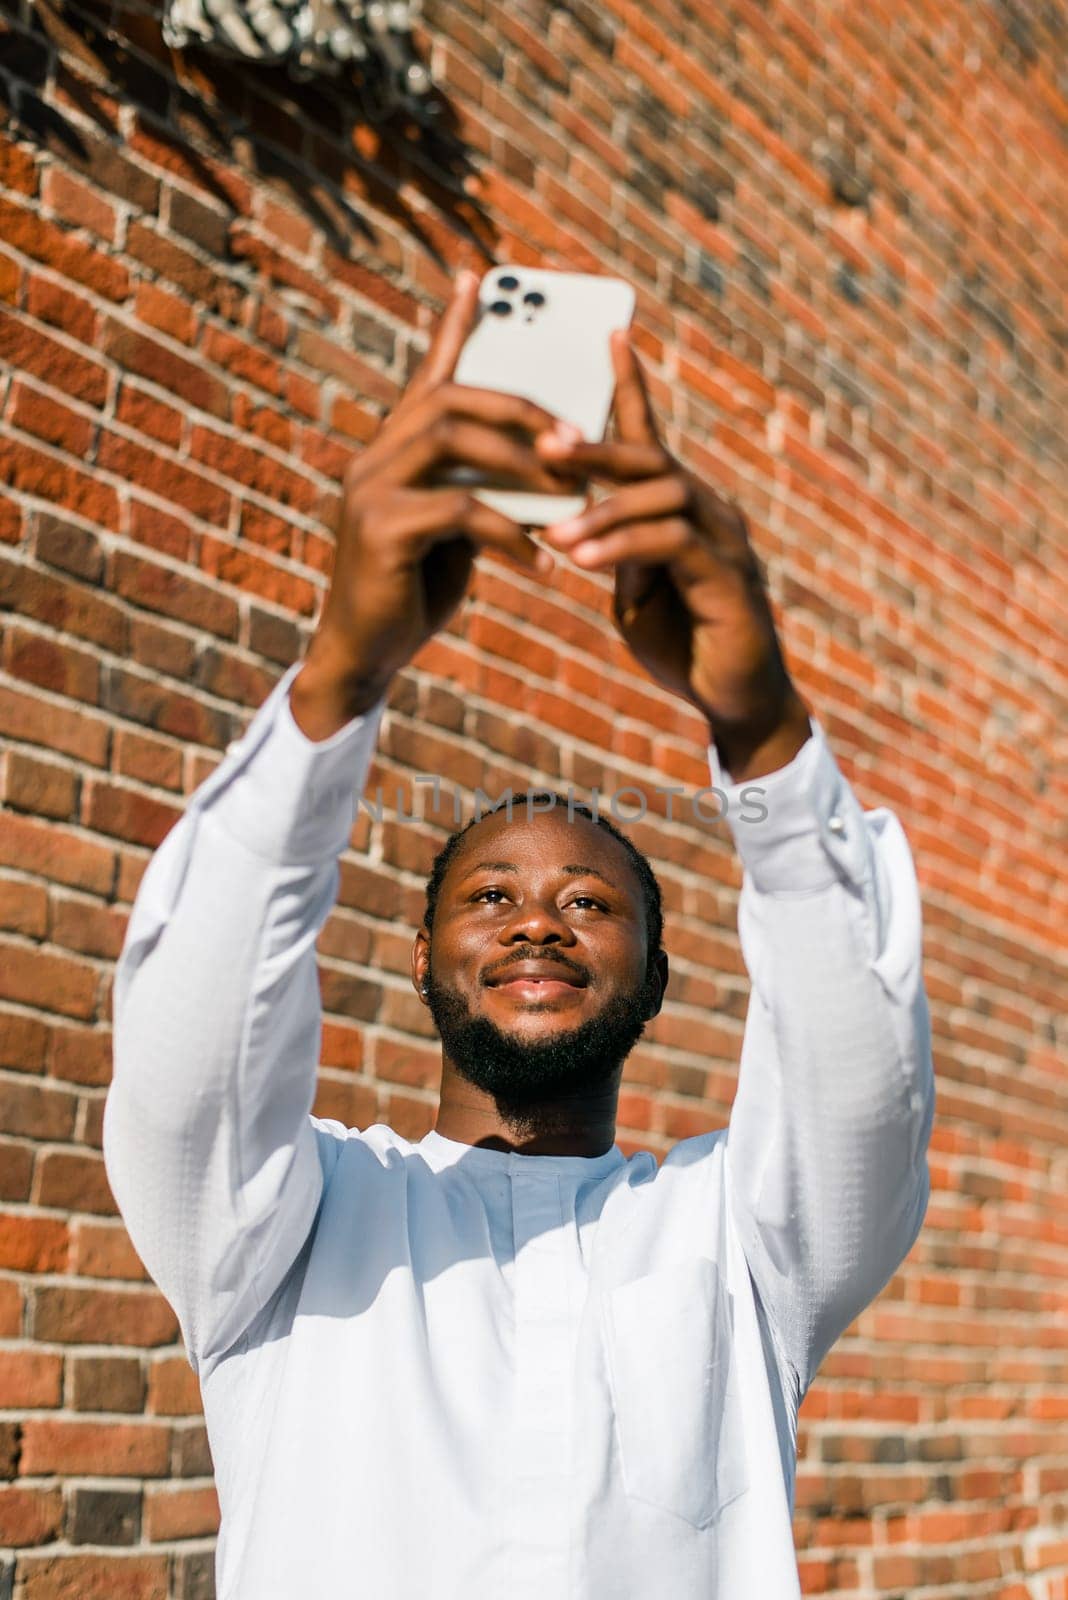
[
  {"xmin": 522, "ymin": 291, "xmax": 546, "ymax": 307},
  {"xmin": 488, "ymin": 299, "xmax": 512, "ymax": 316},
  {"xmin": 497, "ymin": 274, "xmax": 520, "ymax": 291}
]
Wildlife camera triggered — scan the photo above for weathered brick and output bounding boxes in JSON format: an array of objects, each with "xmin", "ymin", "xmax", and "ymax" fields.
[
  {"xmin": 67, "ymin": 1486, "xmax": 142, "ymax": 1545},
  {"xmin": 0, "ymin": 1486, "xmax": 63, "ymax": 1546},
  {"xmin": 33, "ymin": 1150, "xmax": 116, "ymax": 1214},
  {"xmin": 16, "ymin": 1553, "xmax": 170, "ymax": 1600},
  {"xmin": 34, "ymin": 1286, "xmax": 177, "ymax": 1346},
  {"xmin": 68, "ymin": 1355, "xmax": 147, "ymax": 1414},
  {"xmin": 0, "ymin": 1082, "xmax": 77, "ymax": 1145}
]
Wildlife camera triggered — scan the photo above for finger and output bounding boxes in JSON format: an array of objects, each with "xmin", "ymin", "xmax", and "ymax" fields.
[
  {"xmin": 542, "ymin": 474, "xmax": 690, "ymax": 545},
  {"xmin": 536, "ymin": 435, "xmax": 670, "ymax": 481},
  {"xmin": 568, "ymin": 516, "xmax": 692, "ymax": 570},
  {"xmin": 378, "ymin": 417, "xmax": 594, "ymax": 495},
  {"xmin": 390, "ymin": 489, "xmax": 554, "ymax": 573},
  {"xmin": 434, "ymin": 382, "xmax": 582, "ymax": 445},
  {"xmin": 610, "ymin": 329, "xmax": 662, "ymax": 445},
  {"xmin": 352, "ymin": 384, "xmax": 585, "ymax": 490},
  {"xmin": 405, "ymin": 270, "xmax": 482, "ymax": 398}
]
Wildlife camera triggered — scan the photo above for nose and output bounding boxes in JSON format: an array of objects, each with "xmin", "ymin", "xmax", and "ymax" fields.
[{"xmin": 499, "ymin": 897, "xmax": 576, "ymax": 946}]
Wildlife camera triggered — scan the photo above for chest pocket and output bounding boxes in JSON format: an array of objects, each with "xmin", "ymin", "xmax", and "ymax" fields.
[{"xmin": 601, "ymin": 1255, "xmax": 748, "ymax": 1529}]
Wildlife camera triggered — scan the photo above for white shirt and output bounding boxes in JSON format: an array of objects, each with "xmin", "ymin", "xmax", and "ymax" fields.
[{"xmin": 103, "ymin": 662, "xmax": 935, "ymax": 1600}]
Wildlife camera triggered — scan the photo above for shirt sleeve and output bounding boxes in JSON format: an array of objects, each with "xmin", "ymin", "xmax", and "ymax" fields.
[
  {"xmin": 717, "ymin": 718, "xmax": 936, "ymax": 1401},
  {"xmin": 102, "ymin": 663, "xmax": 386, "ymax": 1375}
]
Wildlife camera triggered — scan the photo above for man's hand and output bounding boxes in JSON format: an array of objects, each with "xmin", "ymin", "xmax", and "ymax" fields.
[
  {"xmin": 292, "ymin": 271, "xmax": 584, "ymax": 740},
  {"xmin": 536, "ymin": 329, "xmax": 811, "ymax": 780}
]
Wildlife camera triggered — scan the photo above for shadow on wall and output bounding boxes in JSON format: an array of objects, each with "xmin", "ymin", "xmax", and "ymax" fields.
[{"xmin": 0, "ymin": 0, "xmax": 498, "ymax": 268}]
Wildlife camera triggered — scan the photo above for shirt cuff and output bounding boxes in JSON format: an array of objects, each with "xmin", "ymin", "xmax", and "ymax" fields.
[
  {"xmin": 707, "ymin": 716, "xmax": 874, "ymax": 894},
  {"xmin": 190, "ymin": 662, "xmax": 387, "ymax": 865}
]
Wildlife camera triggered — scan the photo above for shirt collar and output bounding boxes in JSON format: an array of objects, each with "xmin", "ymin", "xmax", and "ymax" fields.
[{"xmin": 418, "ymin": 1127, "xmax": 626, "ymax": 1179}]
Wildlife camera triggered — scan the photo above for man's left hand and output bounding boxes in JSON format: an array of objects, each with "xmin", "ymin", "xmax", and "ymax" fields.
[{"xmin": 536, "ymin": 329, "xmax": 812, "ymax": 781}]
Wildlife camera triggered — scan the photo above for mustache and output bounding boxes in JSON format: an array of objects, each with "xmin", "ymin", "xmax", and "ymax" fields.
[{"xmin": 481, "ymin": 951, "xmax": 588, "ymax": 985}]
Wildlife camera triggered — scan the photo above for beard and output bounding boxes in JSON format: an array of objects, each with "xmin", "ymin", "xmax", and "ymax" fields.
[{"xmin": 423, "ymin": 966, "xmax": 661, "ymax": 1134}]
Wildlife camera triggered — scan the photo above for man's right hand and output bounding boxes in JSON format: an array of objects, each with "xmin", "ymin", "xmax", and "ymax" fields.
[{"xmin": 290, "ymin": 270, "xmax": 585, "ymax": 740}]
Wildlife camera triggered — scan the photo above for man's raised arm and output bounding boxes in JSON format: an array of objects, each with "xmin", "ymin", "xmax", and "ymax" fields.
[
  {"xmin": 713, "ymin": 721, "xmax": 935, "ymax": 1401},
  {"xmin": 103, "ymin": 670, "xmax": 386, "ymax": 1373},
  {"xmin": 536, "ymin": 326, "xmax": 935, "ymax": 1403},
  {"xmin": 104, "ymin": 271, "xmax": 587, "ymax": 1373}
]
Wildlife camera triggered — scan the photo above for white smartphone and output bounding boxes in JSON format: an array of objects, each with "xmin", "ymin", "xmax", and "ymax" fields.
[{"xmin": 439, "ymin": 266, "xmax": 636, "ymax": 526}]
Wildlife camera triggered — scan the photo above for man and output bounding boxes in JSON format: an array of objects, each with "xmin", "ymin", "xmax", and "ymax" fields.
[{"xmin": 104, "ymin": 270, "xmax": 935, "ymax": 1598}]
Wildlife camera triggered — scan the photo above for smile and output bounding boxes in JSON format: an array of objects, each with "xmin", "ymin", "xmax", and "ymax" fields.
[{"xmin": 491, "ymin": 979, "xmax": 583, "ymax": 999}]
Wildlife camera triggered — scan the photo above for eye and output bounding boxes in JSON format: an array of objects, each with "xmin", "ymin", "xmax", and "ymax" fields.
[
  {"xmin": 472, "ymin": 887, "xmax": 509, "ymax": 904},
  {"xmin": 470, "ymin": 889, "xmax": 605, "ymax": 911}
]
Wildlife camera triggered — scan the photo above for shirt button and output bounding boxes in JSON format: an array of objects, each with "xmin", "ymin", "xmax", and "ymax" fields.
[{"xmin": 827, "ymin": 813, "xmax": 846, "ymax": 836}]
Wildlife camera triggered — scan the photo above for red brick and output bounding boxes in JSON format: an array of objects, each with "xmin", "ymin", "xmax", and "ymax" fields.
[
  {"xmin": 69, "ymin": 1220, "xmax": 148, "ymax": 1282},
  {"xmin": 0, "ymin": 943, "xmax": 98, "ymax": 1021},
  {"xmin": 0, "ymin": 134, "xmax": 38, "ymax": 196},
  {"xmin": 0, "ymin": 1278, "xmax": 22, "ymax": 1336},
  {"xmin": 200, "ymin": 533, "xmax": 318, "ymax": 614},
  {"xmin": 0, "ymin": 1140, "xmax": 32, "ymax": 1200},
  {"xmin": 144, "ymin": 1481, "xmax": 219, "ymax": 1541},
  {"xmin": 202, "ymin": 323, "xmax": 284, "ymax": 397},
  {"xmin": 188, "ymin": 424, "xmax": 321, "ymax": 513},
  {"xmin": 0, "ymin": 1080, "xmax": 77, "ymax": 1144},
  {"xmin": 129, "ymin": 117, "xmax": 250, "ymax": 212},
  {"xmin": 23, "ymin": 275, "xmax": 99, "ymax": 346},
  {"xmin": 3, "ymin": 748, "xmax": 79, "ymax": 825},
  {"xmin": 19, "ymin": 1416, "xmax": 167, "ymax": 1476},
  {"xmin": 50, "ymin": 894, "xmax": 127, "ymax": 962},
  {"xmin": 41, "ymin": 167, "xmax": 119, "ymax": 242},
  {"xmin": 146, "ymin": 1356, "xmax": 203, "ymax": 1417},
  {"xmin": 0, "ymin": 438, "xmax": 119, "ymax": 530},
  {"xmin": 294, "ymin": 328, "xmax": 400, "ymax": 406},
  {"xmin": 68, "ymin": 1355, "xmax": 146, "ymax": 1413},
  {"xmin": 33, "ymin": 1150, "xmax": 116, "ymax": 1214},
  {"xmin": 33, "ymin": 1285, "xmax": 177, "ymax": 1346},
  {"xmin": 6, "ymin": 626, "xmax": 101, "ymax": 705},
  {"xmin": 7, "ymin": 382, "xmax": 95, "ymax": 455},
  {"xmin": 48, "ymin": 1023, "xmax": 113, "ymax": 1087},
  {"xmin": 114, "ymin": 381, "xmax": 184, "ymax": 449},
  {"xmin": 133, "ymin": 281, "xmax": 198, "ymax": 344},
  {"xmin": 17, "ymin": 1553, "xmax": 170, "ymax": 1600},
  {"xmin": 0, "ymin": 1485, "xmax": 63, "ymax": 1545},
  {"xmin": 0, "ymin": 876, "xmax": 49, "ymax": 936},
  {"xmin": 101, "ymin": 321, "xmax": 228, "ymax": 418},
  {"xmin": 96, "ymin": 432, "xmax": 231, "ymax": 524},
  {"xmin": 229, "ymin": 225, "xmax": 341, "ymax": 321},
  {"xmin": 0, "ymin": 197, "xmax": 129, "ymax": 300}
]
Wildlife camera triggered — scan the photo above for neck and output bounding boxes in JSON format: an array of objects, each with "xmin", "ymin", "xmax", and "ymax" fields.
[{"xmin": 434, "ymin": 1072, "xmax": 619, "ymax": 1157}]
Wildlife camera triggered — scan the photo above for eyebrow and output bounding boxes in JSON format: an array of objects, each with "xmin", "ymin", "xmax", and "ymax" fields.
[{"xmin": 457, "ymin": 861, "xmax": 621, "ymax": 893}]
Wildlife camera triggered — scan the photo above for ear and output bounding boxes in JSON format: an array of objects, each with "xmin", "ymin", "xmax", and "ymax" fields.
[
  {"xmin": 411, "ymin": 927, "xmax": 431, "ymax": 1003},
  {"xmin": 645, "ymin": 950, "xmax": 669, "ymax": 1020}
]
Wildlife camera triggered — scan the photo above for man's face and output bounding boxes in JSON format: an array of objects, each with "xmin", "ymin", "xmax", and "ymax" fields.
[{"xmin": 416, "ymin": 808, "xmax": 664, "ymax": 1122}]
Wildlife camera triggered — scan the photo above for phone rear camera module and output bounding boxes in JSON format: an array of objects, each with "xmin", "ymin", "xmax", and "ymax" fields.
[
  {"xmin": 488, "ymin": 299, "xmax": 513, "ymax": 316},
  {"xmin": 496, "ymin": 274, "xmax": 520, "ymax": 291},
  {"xmin": 522, "ymin": 291, "xmax": 546, "ymax": 307}
]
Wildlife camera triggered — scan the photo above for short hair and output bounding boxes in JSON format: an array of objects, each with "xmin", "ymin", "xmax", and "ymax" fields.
[{"xmin": 421, "ymin": 790, "xmax": 665, "ymax": 979}]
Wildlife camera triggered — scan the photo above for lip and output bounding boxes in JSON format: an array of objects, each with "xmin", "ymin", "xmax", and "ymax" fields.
[
  {"xmin": 492, "ymin": 978, "xmax": 583, "ymax": 1001},
  {"xmin": 485, "ymin": 961, "xmax": 587, "ymax": 988}
]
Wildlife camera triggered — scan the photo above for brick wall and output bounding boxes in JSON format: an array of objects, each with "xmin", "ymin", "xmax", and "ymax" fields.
[{"xmin": 1, "ymin": 0, "xmax": 1065, "ymax": 1592}]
